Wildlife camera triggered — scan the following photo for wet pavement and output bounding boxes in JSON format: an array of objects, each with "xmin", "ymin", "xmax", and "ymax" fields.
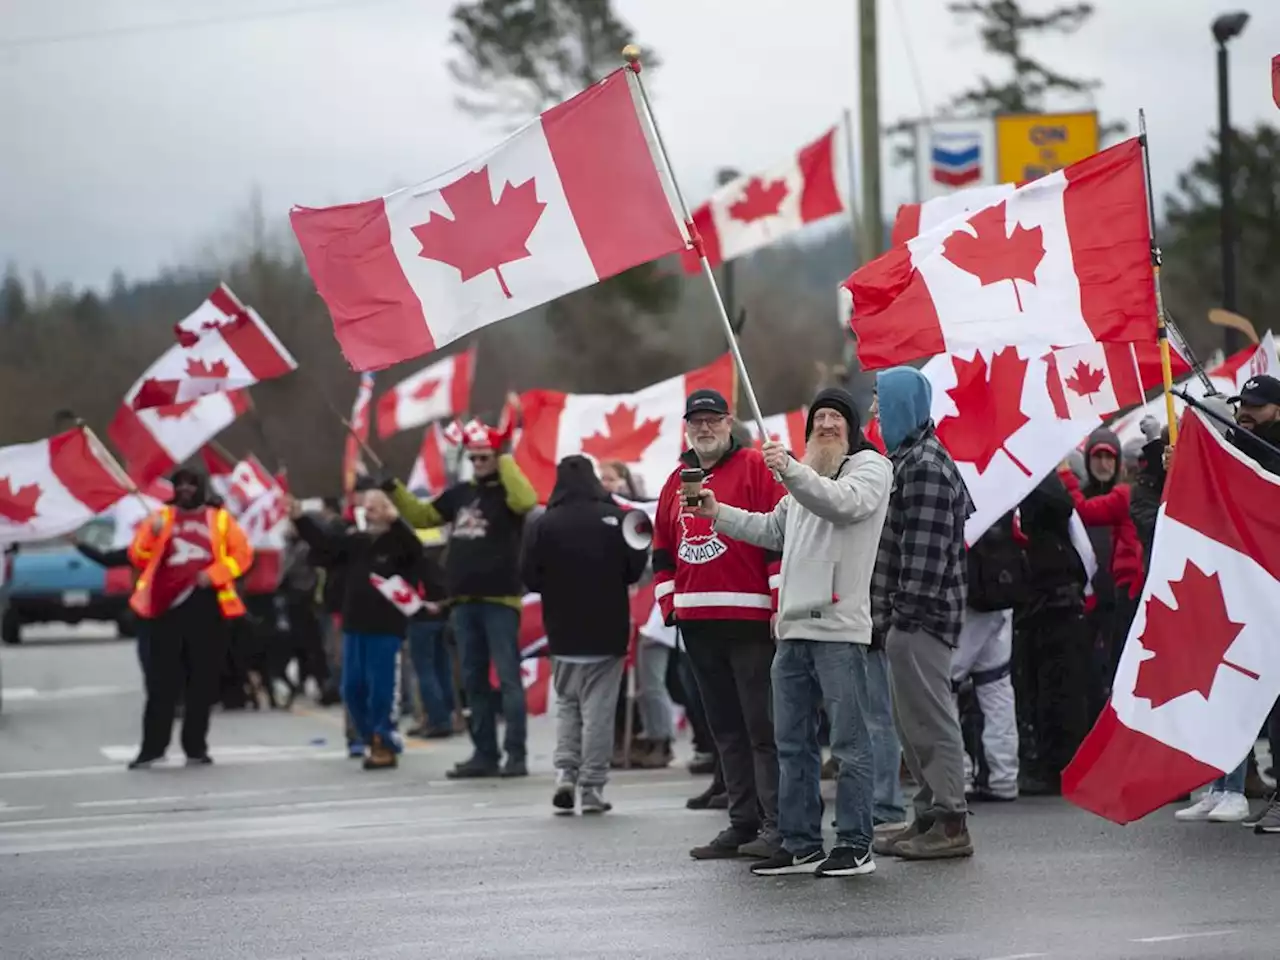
[{"xmin": 2, "ymin": 632, "xmax": 1277, "ymax": 959}]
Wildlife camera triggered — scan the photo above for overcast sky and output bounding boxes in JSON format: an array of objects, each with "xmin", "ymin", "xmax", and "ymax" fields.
[{"xmin": 2, "ymin": 0, "xmax": 1277, "ymax": 290}]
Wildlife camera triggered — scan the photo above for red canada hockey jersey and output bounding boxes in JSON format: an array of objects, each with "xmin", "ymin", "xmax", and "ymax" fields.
[{"xmin": 653, "ymin": 442, "xmax": 784, "ymax": 624}]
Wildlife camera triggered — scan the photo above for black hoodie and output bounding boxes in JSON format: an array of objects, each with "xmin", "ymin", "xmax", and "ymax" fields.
[{"xmin": 519, "ymin": 456, "xmax": 647, "ymax": 657}]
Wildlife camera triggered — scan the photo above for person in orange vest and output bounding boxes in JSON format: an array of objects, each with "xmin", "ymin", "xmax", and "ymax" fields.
[{"xmin": 126, "ymin": 468, "xmax": 253, "ymax": 769}]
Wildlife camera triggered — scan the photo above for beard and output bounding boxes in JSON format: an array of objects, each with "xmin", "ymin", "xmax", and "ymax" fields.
[
  {"xmin": 804, "ymin": 437, "xmax": 847, "ymax": 478},
  {"xmin": 688, "ymin": 433, "xmax": 730, "ymax": 465}
]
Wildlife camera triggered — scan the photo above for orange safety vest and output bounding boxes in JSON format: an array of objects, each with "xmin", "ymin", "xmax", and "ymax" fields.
[{"xmin": 128, "ymin": 506, "xmax": 253, "ymax": 620}]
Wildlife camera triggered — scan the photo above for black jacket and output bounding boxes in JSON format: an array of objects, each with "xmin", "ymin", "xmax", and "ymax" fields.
[
  {"xmin": 1231, "ymin": 421, "xmax": 1280, "ymax": 478},
  {"xmin": 294, "ymin": 515, "xmax": 423, "ymax": 638},
  {"xmin": 519, "ymin": 457, "xmax": 647, "ymax": 657},
  {"xmin": 1017, "ymin": 474, "xmax": 1086, "ymax": 616},
  {"xmin": 412, "ymin": 535, "xmax": 449, "ymax": 623}
]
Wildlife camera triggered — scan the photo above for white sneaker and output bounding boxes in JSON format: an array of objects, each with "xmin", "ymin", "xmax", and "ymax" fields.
[
  {"xmin": 1207, "ymin": 792, "xmax": 1250, "ymax": 823},
  {"xmin": 1175, "ymin": 791, "xmax": 1221, "ymax": 821}
]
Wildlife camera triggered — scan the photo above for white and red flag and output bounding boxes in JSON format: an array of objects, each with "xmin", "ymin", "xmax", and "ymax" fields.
[
  {"xmin": 1045, "ymin": 341, "xmax": 1192, "ymax": 420},
  {"xmin": 406, "ymin": 422, "xmax": 449, "ymax": 495},
  {"xmin": 342, "ymin": 373, "xmax": 376, "ymax": 499},
  {"xmin": 682, "ymin": 123, "xmax": 847, "ymax": 271},
  {"xmin": 375, "ymin": 348, "xmax": 475, "ymax": 439},
  {"xmin": 201, "ymin": 446, "xmax": 289, "ymax": 593},
  {"xmin": 512, "ymin": 354, "xmax": 736, "ymax": 502},
  {"xmin": 127, "ymin": 285, "xmax": 296, "ymax": 410},
  {"xmin": 747, "ymin": 408, "xmax": 809, "ymax": 458},
  {"xmin": 1064, "ymin": 411, "xmax": 1280, "ymax": 823},
  {"xmin": 370, "ymin": 574, "xmax": 424, "ymax": 617},
  {"xmin": 890, "ymin": 183, "xmax": 1019, "ymax": 249},
  {"xmin": 0, "ymin": 428, "xmax": 132, "ymax": 543},
  {"xmin": 291, "ymin": 69, "xmax": 686, "ymax": 372},
  {"xmin": 845, "ymin": 139, "xmax": 1156, "ymax": 370},
  {"xmin": 109, "ymin": 390, "xmax": 251, "ymax": 487},
  {"xmin": 923, "ymin": 346, "xmax": 1100, "ymax": 543}
]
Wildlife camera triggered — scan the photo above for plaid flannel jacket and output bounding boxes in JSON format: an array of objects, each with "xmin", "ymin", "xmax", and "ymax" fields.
[{"xmin": 871, "ymin": 423, "xmax": 972, "ymax": 647}]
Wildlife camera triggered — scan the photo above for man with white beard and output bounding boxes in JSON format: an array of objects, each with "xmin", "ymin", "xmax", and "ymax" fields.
[{"xmin": 693, "ymin": 388, "xmax": 893, "ymax": 877}]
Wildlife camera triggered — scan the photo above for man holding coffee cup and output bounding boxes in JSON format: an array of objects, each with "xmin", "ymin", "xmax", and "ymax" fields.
[{"xmin": 653, "ymin": 389, "xmax": 785, "ymax": 861}]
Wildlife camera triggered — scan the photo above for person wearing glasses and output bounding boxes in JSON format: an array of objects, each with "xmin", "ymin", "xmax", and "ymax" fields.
[{"xmin": 385, "ymin": 417, "xmax": 538, "ymax": 779}]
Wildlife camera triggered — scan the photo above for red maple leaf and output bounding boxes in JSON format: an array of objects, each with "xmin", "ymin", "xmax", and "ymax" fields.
[
  {"xmin": 132, "ymin": 378, "xmax": 179, "ymax": 410},
  {"xmin": 411, "ymin": 380, "xmax": 440, "ymax": 403},
  {"xmin": 1133, "ymin": 561, "xmax": 1254, "ymax": 708},
  {"xmin": 0, "ymin": 476, "xmax": 41, "ymax": 524},
  {"xmin": 728, "ymin": 177, "xmax": 789, "ymax": 224},
  {"xmin": 174, "ymin": 325, "xmax": 200, "ymax": 348},
  {"xmin": 155, "ymin": 400, "xmax": 198, "ymax": 420},
  {"xmin": 186, "ymin": 358, "xmax": 230, "ymax": 379},
  {"xmin": 1064, "ymin": 360, "xmax": 1107, "ymax": 401},
  {"xmin": 411, "ymin": 167, "xmax": 546, "ymax": 299},
  {"xmin": 942, "ymin": 201, "xmax": 1045, "ymax": 311},
  {"xmin": 935, "ymin": 348, "xmax": 1032, "ymax": 476},
  {"xmin": 580, "ymin": 404, "xmax": 664, "ymax": 463},
  {"xmin": 390, "ymin": 587, "xmax": 416, "ymax": 606}
]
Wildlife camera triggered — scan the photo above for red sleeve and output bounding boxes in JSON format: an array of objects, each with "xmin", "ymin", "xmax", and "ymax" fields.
[
  {"xmin": 652, "ymin": 471, "xmax": 679, "ymax": 624},
  {"xmin": 1058, "ymin": 468, "xmax": 1131, "ymax": 527}
]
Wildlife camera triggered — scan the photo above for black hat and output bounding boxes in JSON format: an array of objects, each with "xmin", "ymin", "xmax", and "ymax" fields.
[
  {"xmin": 805, "ymin": 387, "xmax": 860, "ymax": 450},
  {"xmin": 684, "ymin": 389, "xmax": 730, "ymax": 419},
  {"xmin": 1231, "ymin": 375, "xmax": 1280, "ymax": 407},
  {"xmin": 170, "ymin": 466, "xmax": 205, "ymax": 486}
]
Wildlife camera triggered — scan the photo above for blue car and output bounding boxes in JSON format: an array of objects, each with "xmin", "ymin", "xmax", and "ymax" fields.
[{"xmin": 2, "ymin": 519, "xmax": 134, "ymax": 646}]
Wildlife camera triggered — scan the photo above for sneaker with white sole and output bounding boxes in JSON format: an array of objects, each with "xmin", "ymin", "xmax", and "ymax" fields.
[
  {"xmin": 580, "ymin": 785, "xmax": 612, "ymax": 814},
  {"xmin": 1250, "ymin": 796, "xmax": 1280, "ymax": 834},
  {"xmin": 1174, "ymin": 791, "xmax": 1221, "ymax": 821},
  {"xmin": 815, "ymin": 844, "xmax": 876, "ymax": 878},
  {"xmin": 552, "ymin": 771, "xmax": 576, "ymax": 814},
  {"xmin": 750, "ymin": 849, "xmax": 826, "ymax": 876},
  {"xmin": 1207, "ymin": 791, "xmax": 1250, "ymax": 822}
]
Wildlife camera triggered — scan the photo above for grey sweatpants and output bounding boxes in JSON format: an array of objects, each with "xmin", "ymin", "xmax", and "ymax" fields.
[
  {"xmin": 553, "ymin": 657, "xmax": 626, "ymax": 788},
  {"xmin": 887, "ymin": 627, "xmax": 968, "ymax": 818}
]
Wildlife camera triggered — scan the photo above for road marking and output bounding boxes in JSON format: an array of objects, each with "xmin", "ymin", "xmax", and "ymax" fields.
[
  {"xmin": 99, "ymin": 744, "xmax": 349, "ymax": 762},
  {"xmin": 981, "ymin": 954, "xmax": 1049, "ymax": 960},
  {"xmin": 1130, "ymin": 931, "xmax": 1231, "ymax": 944},
  {"xmin": 75, "ymin": 784, "xmax": 351, "ymax": 808},
  {"xmin": 2, "ymin": 684, "xmax": 138, "ymax": 701}
]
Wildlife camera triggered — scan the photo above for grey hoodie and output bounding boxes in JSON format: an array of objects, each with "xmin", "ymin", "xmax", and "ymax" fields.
[{"xmin": 715, "ymin": 449, "xmax": 892, "ymax": 644}]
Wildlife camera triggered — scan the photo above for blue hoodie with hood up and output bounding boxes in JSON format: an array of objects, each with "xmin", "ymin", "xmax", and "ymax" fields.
[{"xmin": 876, "ymin": 367, "xmax": 933, "ymax": 452}]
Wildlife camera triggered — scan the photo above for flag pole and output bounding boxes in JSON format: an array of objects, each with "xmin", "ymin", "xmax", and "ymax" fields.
[
  {"xmin": 1138, "ymin": 110, "xmax": 1179, "ymax": 446},
  {"xmin": 621, "ymin": 45, "xmax": 770, "ymax": 440},
  {"xmin": 303, "ymin": 371, "xmax": 384, "ymax": 470},
  {"xmin": 841, "ymin": 107, "xmax": 863, "ymax": 267},
  {"xmin": 78, "ymin": 423, "xmax": 154, "ymax": 513}
]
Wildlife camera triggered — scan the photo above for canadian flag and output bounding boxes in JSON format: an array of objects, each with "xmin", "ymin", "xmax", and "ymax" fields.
[
  {"xmin": 1064, "ymin": 411, "xmax": 1280, "ymax": 823},
  {"xmin": 200, "ymin": 446, "xmax": 289, "ymax": 593},
  {"xmin": 370, "ymin": 573, "xmax": 424, "ymax": 617},
  {"xmin": 291, "ymin": 68, "xmax": 687, "ymax": 372},
  {"xmin": 517, "ymin": 593, "xmax": 551, "ymax": 716},
  {"xmin": 127, "ymin": 285, "xmax": 296, "ymax": 410},
  {"xmin": 923, "ymin": 346, "xmax": 1100, "ymax": 544},
  {"xmin": 681, "ymin": 123, "xmax": 847, "ymax": 271},
  {"xmin": 1046, "ymin": 341, "xmax": 1192, "ymax": 420},
  {"xmin": 109, "ymin": 390, "xmax": 251, "ymax": 487},
  {"xmin": 0, "ymin": 428, "xmax": 132, "ymax": 544},
  {"xmin": 846, "ymin": 139, "xmax": 1156, "ymax": 370},
  {"xmin": 890, "ymin": 183, "xmax": 1019, "ymax": 249},
  {"xmin": 343, "ymin": 373, "xmax": 376, "ymax": 499},
  {"xmin": 406, "ymin": 422, "xmax": 449, "ymax": 495},
  {"xmin": 513, "ymin": 354, "xmax": 736, "ymax": 502},
  {"xmin": 747, "ymin": 408, "xmax": 809, "ymax": 458},
  {"xmin": 375, "ymin": 348, "xmax": 475, "ymax": 439}
]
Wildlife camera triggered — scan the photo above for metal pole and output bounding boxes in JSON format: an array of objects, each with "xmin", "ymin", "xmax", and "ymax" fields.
[
  {"xmin": 621, "ymin": 48, "xmax": 769, "ymax": 438},
  {"xmin": 1139, "ymin": 110, "xmax": 1180, "ymax": 446},
  {"xmin": 1216, "ymin": 40, "xmax": 1241, "ymax": 355},
  {"xmin": 858, "ymin": 0, "xmax": 883, "ymax": 262}
]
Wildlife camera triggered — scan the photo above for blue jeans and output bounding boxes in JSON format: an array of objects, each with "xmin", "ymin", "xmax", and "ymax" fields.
[
  {"xmin": 773, "ymin": 640, "xmax": 874, "ymax": 854},
  {"xmin": 867, "ymin": 646, "xmax": 907, "ymax": 824},
  {"xmin": 408, "ymin": 619, "xmax": 454, "ymax": 728},
  {"xmin": 1213, "ymin": 758, "xmax": 1247, "ymax": 794},
  {"xmin": 452, "ymin": 602, "xmax": 525, "ymax": 764},
  {"xmin": 342, "ymin": 632, "xmax": 403, "ymax": 749}
]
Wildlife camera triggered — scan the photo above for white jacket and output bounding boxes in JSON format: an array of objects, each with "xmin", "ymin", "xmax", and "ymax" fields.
[{"xmin": 715, "ymin": 450, "xmax": 891, "ymax": 644}]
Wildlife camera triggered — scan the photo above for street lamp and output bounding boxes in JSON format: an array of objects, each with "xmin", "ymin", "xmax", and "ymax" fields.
[{"xmin": 1212, "ymin": 10, "xmax": 1249, "ymax": 353}]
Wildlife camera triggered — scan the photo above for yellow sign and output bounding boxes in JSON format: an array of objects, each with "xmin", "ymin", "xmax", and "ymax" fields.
[{"xmin": 995, "ymin": 112, "xmax": 1100, "ymax": 184}]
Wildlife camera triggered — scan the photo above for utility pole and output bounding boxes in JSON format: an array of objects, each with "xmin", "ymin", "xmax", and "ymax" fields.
[
  {"xmin": 1212, "ymin": 11, "xmax": 1249, "ymax": 355},
  {"xmin": 858, "ymin": 0, "xmax": 883, "ymax": 263}
]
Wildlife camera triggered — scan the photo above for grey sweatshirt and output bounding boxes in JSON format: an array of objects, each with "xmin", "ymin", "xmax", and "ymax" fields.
[{"xmin": 715, "ymin": 450, "xmax": 892, "ymax": 644}]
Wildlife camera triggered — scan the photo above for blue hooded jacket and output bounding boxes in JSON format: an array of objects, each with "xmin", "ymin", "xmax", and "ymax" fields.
[{"xmin": 876, "ymin": 367, "xmax": 933, "ymax": 452}]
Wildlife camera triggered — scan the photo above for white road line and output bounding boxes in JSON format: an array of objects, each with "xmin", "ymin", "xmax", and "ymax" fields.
[
  {"xmin": 98, "ymin": 744, "xmax": 345, "ymax": 762},
  {"xmin": 75, "ymin": 784, "xmax": 351, "ymax": 808},
  {"xmin": 981, "ymin": 954, "xmax": 1049, "ymax": 960},
  {"xmin": 2, "ymin": 685, "xmax": 138, "ymax": 701},
  {"xmin": 1131, "ymin": 931, "xmax": 1231, "ymax": 944}
]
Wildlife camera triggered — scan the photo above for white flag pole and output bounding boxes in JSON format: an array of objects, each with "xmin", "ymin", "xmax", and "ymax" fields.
[{"xmin": 622, "ymin": 45, "xmax": 770, "ymax": 440}]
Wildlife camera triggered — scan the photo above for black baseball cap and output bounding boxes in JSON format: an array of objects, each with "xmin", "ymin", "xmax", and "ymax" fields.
[
  {"xmin": 1231, "ymin": 375, "xmax": 1280, "ymax": 407},
  {"xmin": 684, "ymin": 389, "xmax": 730, "ymax": 419}
]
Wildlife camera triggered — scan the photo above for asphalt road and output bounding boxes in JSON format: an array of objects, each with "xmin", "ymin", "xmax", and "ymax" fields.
[{"xmin": 2, "ymin": 632, "xmax": 1277, "ymax": 960}]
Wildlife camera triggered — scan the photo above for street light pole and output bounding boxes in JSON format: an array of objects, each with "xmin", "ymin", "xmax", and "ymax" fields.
[
  {"xmin": 1212, "ymin": 11, "xmax": 1249, "ymax": 354},
  {"xmin": 858, "ymin": 0, "xmax": 883, "ymax": 262}
]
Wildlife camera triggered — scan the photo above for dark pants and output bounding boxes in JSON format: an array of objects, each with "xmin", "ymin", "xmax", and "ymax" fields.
[
  {"xmin": 1016, "ymin": 605, "xmax": 1090, "ymax": 783},
  {"xmin": 287, "ymin": 595, "xmax": 329, "ymax": 689},
  {"xmin": 682, "ymin": 622, "xmax": 778, "ymax": 836},
  {"xmin": 453, "ymin": 601, "xmax": 525, "ymax": 765},
  {"xmin": 674, "ymin": 647, "xmax": 716, "ymax": 755},
  {"xmin": 407, "ymin": 619, "xmax": 454, "ymax": 728},
  {"xmin": 139, "ymin": 590, "xmax": 228, "ymax": 760}
]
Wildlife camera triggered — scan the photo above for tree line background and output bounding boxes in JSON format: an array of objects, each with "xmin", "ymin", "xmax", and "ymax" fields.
[{"xmin": 1, "ymin": 0, "xmax": 1275, "ymax": 496}]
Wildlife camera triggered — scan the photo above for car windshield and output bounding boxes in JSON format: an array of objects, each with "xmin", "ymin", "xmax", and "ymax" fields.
[{"xmin": 77, "ymin": 520, "xmax": 116, "ymax": 551}]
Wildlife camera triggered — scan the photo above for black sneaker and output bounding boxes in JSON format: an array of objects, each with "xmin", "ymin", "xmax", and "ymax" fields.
[
  {"xmin": 690, "ymin": 827, "xmax": 756, "ymax": 860},
  {"xmin": 127, "ymin": 754, "xmax": 164, "ymax": 770},
  {"xmin": 815, "ymin": 844, "xmax": 876, "ymax": 878},
  {"xmin": 446, "ymin": 756, "xmax": 501, "ymax": 779},
  {"xmin": 686, "ymin": 785, "xmax": 726, "ymax": 810},
  {"xmin": 750, "ymin": 849, "xmax": 826, "ymax": 876},
  {"xmin": 500, "ymin": 757, "xmax": 529, "ymax": 778},
  {"xmin": 185, "ymin": 755, "xmax": 213, "ymax": 767}
]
